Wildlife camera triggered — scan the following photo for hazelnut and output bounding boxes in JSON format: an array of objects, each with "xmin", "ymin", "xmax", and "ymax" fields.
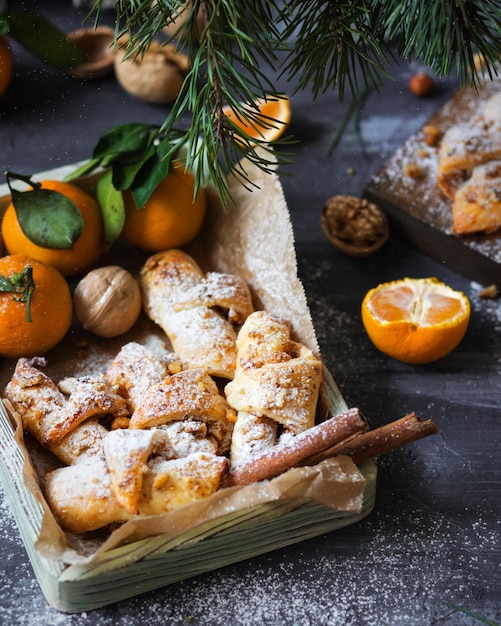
[
  {"xmin": 423, "ymin": 124, "xmax": 442, "ymax": 147},
  {"xmin": 408, "ymin": 73, "xmax": 434, "ymax": 97},
  {"xmin": 479, "ymin": 284, "xmax": 499, "ymax": 299},
  {"xmin": 74, "ymin": 266, "xmax": 142, "ymax": 338}
]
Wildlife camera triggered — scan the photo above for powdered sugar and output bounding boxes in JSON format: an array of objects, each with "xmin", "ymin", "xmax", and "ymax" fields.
[{"xmin": 2, "ymin": 435, "xmax": 497, "ymax": 626}]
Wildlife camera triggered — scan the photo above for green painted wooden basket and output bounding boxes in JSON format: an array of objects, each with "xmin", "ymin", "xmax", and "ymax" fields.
[
  {"xmin": 0, "ymin": 158, "xmax": 377, "ymax": 613},
  {"xmin": 0, "ymin": 386, "xmax": 376, "ymax": 613}
]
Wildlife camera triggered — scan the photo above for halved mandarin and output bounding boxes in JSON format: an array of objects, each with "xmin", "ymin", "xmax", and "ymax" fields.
[
  {"xmin": 223, "ymin": 94, "xmax": 291, "ymax": 143},
  {"xmin": 361, "ymin": 277, "xmax": 470, "ymax": 364}
]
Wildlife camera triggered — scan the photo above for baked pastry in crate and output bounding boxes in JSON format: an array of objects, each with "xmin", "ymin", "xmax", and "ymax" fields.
[
  {"xmin": 106, "ymin": 341, "xmax": 184, "ymax": 413},
  {"xmin": 140, "ymin": 249, "xmax": 254, "ymax": 379},
  {"xmin": 4, "ymin": 357, "xmax": 126, "ymax": 464},
  {"xmin": 4, "ymin": 356, "xmax": 229, "ymax": 534},
  {"xmin": 225, "ymin": 311, "xmax": 323, "ymax": 467},
  {"xmin": 1, "ymin": 248, "xmax": 438, "ymax": 537},
  {"xmin": 45, "ymin": 448, "xmax": 227, "ymax": 533}
]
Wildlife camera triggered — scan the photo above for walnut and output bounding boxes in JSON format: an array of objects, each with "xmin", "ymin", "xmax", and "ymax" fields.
[
  {"xmin": 74, "ymin": 266, "xmax": 143, "ymax": 338},
  {"xmin": 114, "ymin": 38, "xmax": 190, "ymax": 104},
  {"xmin": 67, "ymin": 27, "xmax": 115, "ymax": 80},
  {"xmin": 321, "ymin": 195, "xmax": 389, "ymax": 257}
]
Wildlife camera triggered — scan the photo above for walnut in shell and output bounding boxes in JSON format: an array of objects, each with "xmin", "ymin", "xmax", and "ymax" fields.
[
  {"xmin": 67, "ymin": 26, "xmax": 115, "ymax": 80},
  {"xmin": 74, "ymin": 266, "xmax": 142, "ymax": 338},
  {"xmin": 321, "ymin": 195, "xmax": 389, "ymax": 257},
  {"xmin": 114, "ymin": 39, "xmax": 190, "ymax": 105}
]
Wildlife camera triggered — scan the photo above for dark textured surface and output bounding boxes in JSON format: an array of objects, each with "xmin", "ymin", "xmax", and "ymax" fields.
[{"xmin": 0, "ymin": 2, "xmax": 499, "ymax": 625}]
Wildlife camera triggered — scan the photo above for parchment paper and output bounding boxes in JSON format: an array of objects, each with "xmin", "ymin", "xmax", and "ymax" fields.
[{"xmin": 2, "ymin": 149, "xmax": 367, "ymax": 565}]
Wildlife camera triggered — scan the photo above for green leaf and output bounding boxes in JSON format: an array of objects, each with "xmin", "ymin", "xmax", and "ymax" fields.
[
  {"xmin": 0, "ymin": 16, "xmax": 9, "ymax": 36},
  {"xmin": 0, "ymin": 266, "xmax": 35, "ymax": 322},
  {"xmin": 96, "ymin": 170, "xmax": 125, "ymax": 251},
  {"xmin": 11, "ymin": 187, "xmax": 84, "ymax": 250},
  {"xmin": 111, "ymin": 143, "xmax": 157, "ymax": 191},
  {"xmin": 444, "ymin": 603, "xmax": 498, "ymax": 626},
  {"xmin": 93, "ymin": 123, "xmax": 154, "ymax": 163},
  {"xmin": 6, "ymin": 12, "xmax": 86, "ymax": 67},
  {"xmin": 130, "ymin": 149, "xmax": 173, "ymax": 208},
  {"xmin": 0, "ymin": 275, "xmax": 15, "ymax": 292}
]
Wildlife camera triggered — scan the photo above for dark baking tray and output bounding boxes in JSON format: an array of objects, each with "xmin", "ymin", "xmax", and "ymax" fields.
[{"xmin": 364, "ymin": 79, "xmax": 501, "ymax": 286}]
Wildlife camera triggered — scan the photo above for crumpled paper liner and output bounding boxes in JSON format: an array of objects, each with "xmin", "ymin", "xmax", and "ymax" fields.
[{"xmin": 3, "ymin": 149, "xmax": 367, "ymax": 566}]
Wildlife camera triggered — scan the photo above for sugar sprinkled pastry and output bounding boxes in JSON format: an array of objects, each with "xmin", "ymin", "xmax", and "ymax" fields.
[
  {"xmin": 437, "ymin": 90, "xmax": 501, "ymax": 234},
  {"xmin": 140, "ymin": 249, "xmax": 254, "ymax": 379}
]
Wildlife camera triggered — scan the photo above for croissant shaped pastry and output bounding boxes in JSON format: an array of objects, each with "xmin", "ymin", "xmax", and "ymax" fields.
[
  {"xmin": 225, "ymin": 311, "xmax": 323, "ymax": 467},
  {"xmin": 3, "ymin": 357, "xmax": 126, "ymax": 464},
  {"xmin": 450, "ymin": 160, "xmax": 501, "ymax": 235},
  {"xmin": 45, "ymin": 448, "xmax": 227, "ymax": 533},
  {"xmin": 437, "ymin": 91, "xmax": 501, "ymax": 200},
  {"xmin": 106, "ymin": 341, "xmax": 184, "ymax": 413},
  {"xmin": 140, "ymin": 249, "xmax": 254, "ymax": 379},
  {"xmin": 130, "ymin": 368, "xmax": 235, "ymax": 455},
  {"xmin": 437, "ymin": 91, "xmax": 501, "ymax": 234}
]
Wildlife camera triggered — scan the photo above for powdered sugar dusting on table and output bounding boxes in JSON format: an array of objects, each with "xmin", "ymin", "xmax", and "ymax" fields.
[{"xmin": 1, "ymin": 480, "xmax": 497, "ymax": 625}]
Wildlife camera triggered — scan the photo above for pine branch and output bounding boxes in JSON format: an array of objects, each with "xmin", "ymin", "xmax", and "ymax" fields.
[
  {"xmin": 90, "ymin": 0, "xmax": 501, "ymax": 204},
  {"xmin": 376, "ymin": 0, "xmax": 501, "ymax": 86},
  {"xmin": 280, "ymin": 0, "xmax": 393, "ymax": 100}
]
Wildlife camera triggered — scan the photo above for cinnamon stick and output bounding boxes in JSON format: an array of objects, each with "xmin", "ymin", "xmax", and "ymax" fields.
[
  {"xmin": 223, "ymin": 410, "xmax": 439, "ymax": 488},
  {"xmin": 222, "ymin": 407, "xmax": 368, "ymax": 487},
  {"xmin": 300, "ymin": 412, "xmax": 438, "ymax": 466}
]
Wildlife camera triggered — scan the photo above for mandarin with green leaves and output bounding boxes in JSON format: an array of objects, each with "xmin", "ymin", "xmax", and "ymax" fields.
[
  {"xmin": 120, "ymin": 165, "xmax": 206, "ymax": 251},
  {"xmin": 0, "ymin": 254, "xmax": 72, "ymax": 358},
  {"xmin": 1, "ymin": 178, "xmax": 104, "ymax": 276}
]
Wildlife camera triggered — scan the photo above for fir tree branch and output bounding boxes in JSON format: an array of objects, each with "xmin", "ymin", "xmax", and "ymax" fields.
[
  {"xmin": 325, "ymin": 84, "xmax": 370, "ymax": 156},
  {"xmin": 89, "ymin": 0, "xmax": 501, "ymax": 203},
  {"xmin": 280, "ymin": 0, "xmax": 393, "ymax": 100},
  {"xmin": 372, "ymin": 0, "xmax": 501, "ymax": 85}
]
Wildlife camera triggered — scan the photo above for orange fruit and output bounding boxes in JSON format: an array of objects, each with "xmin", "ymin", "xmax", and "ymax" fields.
[
  {"xmin": 0, "ymin": 35, "xmax": 13, "ymax": 99},
  {"xmin": 0, "ymin": 254, "xmax": 72, "ymax": 358},
  {"xmin": 1, "ymin": 180, "xmax": 104, "ymax": 276},
  {"xmin": 223, "ymin": 94, "xmax": 291, "ymax": 143},
  {"xmin": 121, "ymin": 165, "xmax": 206, "ymax": 251},
  {"xmin": 361, "ymin": 277, "xmax": 470, "ymax": 364}
]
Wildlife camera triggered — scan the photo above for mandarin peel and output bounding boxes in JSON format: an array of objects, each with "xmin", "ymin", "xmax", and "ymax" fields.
[{"xmin": 222, "ymin": 95, "xmax": 291, "ymax": 144}]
